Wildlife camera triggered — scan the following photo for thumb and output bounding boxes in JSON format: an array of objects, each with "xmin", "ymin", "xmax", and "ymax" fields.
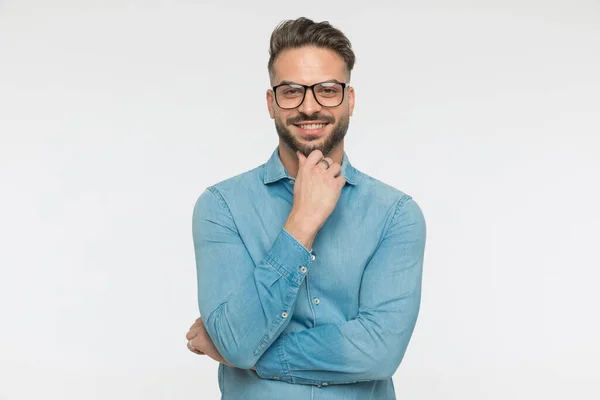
[{"xmin": 296, "ymin": 151, "xmax": 306, "ymax": 165}]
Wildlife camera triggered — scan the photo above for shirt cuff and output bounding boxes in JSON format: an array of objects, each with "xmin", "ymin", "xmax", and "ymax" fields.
[
  {"xmin": 254, "ymin": 333, "xmax": 292, "ymax": 383},
  {"xmin": 265, "ymin": 228, "xmax": 313, "ymax": 287}
]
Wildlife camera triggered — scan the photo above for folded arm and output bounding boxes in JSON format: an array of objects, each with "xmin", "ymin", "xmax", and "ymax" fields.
[
  {"xmin": 193, "ymin": 187, "xmax": 314, "ymax": 369},
  {"xmin": 254, "ymin": 196, "xmax": 426, "ymax": 385}
]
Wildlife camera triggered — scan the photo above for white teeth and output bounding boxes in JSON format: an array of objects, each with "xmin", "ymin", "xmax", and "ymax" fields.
[{"xmin": 298, "ymin": 123, "xmax": 326, "ymax": 130}]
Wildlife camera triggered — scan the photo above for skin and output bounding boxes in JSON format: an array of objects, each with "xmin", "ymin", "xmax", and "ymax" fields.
[
  {"xmin": 267, "ymin": 45, "xmax": 355, "ymax": 178},
  {"xmin": 187, "ymin": 45, "xmax": 354, "ymax": 369}
]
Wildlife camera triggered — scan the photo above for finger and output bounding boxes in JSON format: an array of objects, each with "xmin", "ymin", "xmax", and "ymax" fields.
[
  {"xmin": 336, "ymin": 175, "xmax": 347, "ymax": 188},
  {"xmin": 186, "ymin": 326, "xmax": 203, "ymax": 340},
  {"xmin": 189, "ymin": 316, "xmax": 203, "ymax": 330},
  {"xmin": 327, "ymin": 163, "xmax": 342, "ymax": 177},
  {"xmin": 296, "ymin": 151, "xmax": 306, "ymax": 165},
  {"xmin": 188, "ymin": 337, "xmax": 206, "ymax": 353},
  {"xmin": 306, "ymin": 149, "xmax": 324, "ymax": 166},
  {"xmin": 185, "ymin": 331, "xmax": 196, "ymax": 341},
  {"xmin": 187, "ymin": 340, "xmax": 205, "ymax": 355},
  {"xmin": 318, "ymin": 157, "xmax": 333, "ymax": 170}
]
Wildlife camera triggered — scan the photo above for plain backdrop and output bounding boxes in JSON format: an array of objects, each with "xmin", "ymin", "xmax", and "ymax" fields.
[{"xmin": 1, "ymin": 1, "xmax": 599, "ymax": 399}]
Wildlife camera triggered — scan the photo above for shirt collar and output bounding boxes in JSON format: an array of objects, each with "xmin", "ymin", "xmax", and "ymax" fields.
[{"xmin": 263, "ymin": 146, "xmax": 358, "ymax": 186}]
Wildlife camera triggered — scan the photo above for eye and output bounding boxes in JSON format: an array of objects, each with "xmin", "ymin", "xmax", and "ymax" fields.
[
  {"xmin": 278, "ymin": 85, "xmax": 304, "ymax": 97},
  {"xmin": 316, "ymin": 84, "xmax": 341, "ymax": 97},
  {"xmin": 283, "ymin": 88, "xmax": 301, "ymax": 95}
]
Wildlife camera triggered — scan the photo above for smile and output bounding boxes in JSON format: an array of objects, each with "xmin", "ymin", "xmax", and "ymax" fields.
[{"xmin": 293, "ymin": 122, "xmax": 329, "ymax": 135}]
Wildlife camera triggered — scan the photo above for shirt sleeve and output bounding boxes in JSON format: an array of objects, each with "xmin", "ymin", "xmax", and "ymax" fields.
[
  {"xmin": 193, "ymin": 187, "xmax": 314, "ymax": 370},
  {"xmin": 254, "ymin": 196, "xmax": 426, "ymax": 385}
]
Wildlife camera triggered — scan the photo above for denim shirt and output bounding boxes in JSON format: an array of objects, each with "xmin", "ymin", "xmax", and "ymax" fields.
[{"xmin": 192, "ymin": 147, "xmax": 426, "ymax": 400}]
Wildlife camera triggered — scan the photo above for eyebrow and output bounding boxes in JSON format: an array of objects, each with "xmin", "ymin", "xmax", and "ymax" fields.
[{"xmin": 276, "ymin": 79, "xmax": 344, "ymax": 86}]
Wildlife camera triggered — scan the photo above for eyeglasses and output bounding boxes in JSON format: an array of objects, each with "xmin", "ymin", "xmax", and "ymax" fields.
[{"xmin": 272, "ymin": 81, "xmax": 348, "ymax": 109}]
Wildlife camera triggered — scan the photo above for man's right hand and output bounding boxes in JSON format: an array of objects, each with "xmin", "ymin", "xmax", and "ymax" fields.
[{"xmin": 283, "ymin": 150, "xmax": 346, "ymax": 250}]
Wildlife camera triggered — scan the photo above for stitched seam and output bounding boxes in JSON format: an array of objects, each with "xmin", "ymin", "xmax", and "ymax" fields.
[
  {"xmin": 305, "ymin": 276, "xmax": 317, "ymax": 327},
  {"xmin": 253, "ymin": 315, "xmax": 282, "ymax": 356},
  {"xmin": 381, "ymin": 195, "xmax": 411, "ymax": 245},
  {"xmin": 278, "ymin": 334, "xmax": 293, "ymax": 383},
  {"xmin": 391, "ymin": 194, "xmax": 412, "ymax": 223},
  {"xmin": 206, "ymin": 187, "xmax": 230, "ymax": 214},
  {"xmin": 252, "ymin": 280, "xmax": 302, "ymax": 356},
  {"xmin": 264, "ymin": 172, "xmax": 288, "ymax": 183},
  {"xmin": 267, "ymin": 229, "xmax": 311, "ymax": 286},
  {"xmin": 281, "ymin": 227, "xmax": 312, "ymax": 254},
  {"xmin": 265, "ymin": 253, "xmax": 293, "ymax": 282},
  {"xmin": 362, "ymin": 194, "xmax": 410, "ymax": 268},
  {"xmin": 343, "ymin": 165, "xmax": 357, "ymax": 185},
  {"xmin": 355, "ymin": 195, "xmax": 412, "ymax": 303},
  {"xmin": 206, "ymin": 187, "xmax": 245, "ymax": 239}
]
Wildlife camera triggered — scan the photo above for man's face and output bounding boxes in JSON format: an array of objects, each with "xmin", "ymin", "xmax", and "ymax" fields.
[{"xmin": 267, "ymin": 46, "xmax": 355, "ymax": 158}]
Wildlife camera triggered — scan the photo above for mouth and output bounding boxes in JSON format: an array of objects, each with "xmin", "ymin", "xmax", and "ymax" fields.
[{"xmin": 292, "ymin": 122, "xmax": 330, "ymax": 136}]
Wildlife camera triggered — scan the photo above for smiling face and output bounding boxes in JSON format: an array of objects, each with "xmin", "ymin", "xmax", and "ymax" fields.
[{"xmin": 267, "ymin": 46, "xmax": 355, "ymax": 158}]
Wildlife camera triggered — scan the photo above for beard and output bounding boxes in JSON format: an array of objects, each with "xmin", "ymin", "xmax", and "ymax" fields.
[{"xmin": 274, "ymin": 112, "xmax": 350, "ymax": 158}]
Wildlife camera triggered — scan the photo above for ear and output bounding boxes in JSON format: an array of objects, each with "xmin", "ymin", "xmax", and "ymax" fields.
[
  {"xmin": 348, "ymin": 86, "xmax": 355, "ymax": 117},
  {"xmin": 266, "ymin": 89, "xmax": 276, "ymax": 119}
]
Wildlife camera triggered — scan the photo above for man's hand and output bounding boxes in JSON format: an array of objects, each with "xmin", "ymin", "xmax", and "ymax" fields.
[
  {"xmin": 186, "ymin": 317, "xmax": 233, "ymax": 367},
  {"xmin": 186, "ymin": 317, "xmax": 206, "ymax": 355},
  {"xmin": 186, "ymin": 317, "xmax": 256, "ymax": 370},
  {"xmin": 284, "ymin": 150, "xmax": 346, "ymax": 250}
]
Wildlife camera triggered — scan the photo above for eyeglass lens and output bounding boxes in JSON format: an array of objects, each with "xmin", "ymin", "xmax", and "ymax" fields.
[{"xmin": 275, "ymin": 82, "xmax": 344, "ymax": 109}]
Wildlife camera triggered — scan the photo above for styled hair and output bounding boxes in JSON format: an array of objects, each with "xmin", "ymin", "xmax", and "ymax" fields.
[{"xmin": 268, "ymin": 17, "xmax": 356, "ymax": 82}]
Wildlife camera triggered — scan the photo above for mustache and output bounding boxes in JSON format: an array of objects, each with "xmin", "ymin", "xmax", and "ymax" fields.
[{"xmin": 287, "ymin": 113, "xmax": 335, "ymax": 125}]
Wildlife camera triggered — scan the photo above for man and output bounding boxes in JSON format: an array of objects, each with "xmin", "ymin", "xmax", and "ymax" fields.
[{"xmin": 186, "ymin": 17, "xmax": 426, "ymax": 400}]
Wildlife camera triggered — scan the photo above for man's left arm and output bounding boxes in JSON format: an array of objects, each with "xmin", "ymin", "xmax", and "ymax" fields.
[{"xmin": 253, "ymin": 196, "xmax": 426, "ymax": 385}]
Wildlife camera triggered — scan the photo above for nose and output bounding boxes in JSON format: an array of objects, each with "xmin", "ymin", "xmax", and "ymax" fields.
[{"xmin": 297, "ymin": 87, "xmax": 322, "ymax": 115}]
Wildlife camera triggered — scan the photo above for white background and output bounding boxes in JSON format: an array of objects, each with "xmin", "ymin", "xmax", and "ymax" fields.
[{"xmin": 1, "ymin": 1, "xmax": 599, "ymax": 399}]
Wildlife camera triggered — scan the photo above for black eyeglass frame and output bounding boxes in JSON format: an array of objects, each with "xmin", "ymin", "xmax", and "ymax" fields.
[{"xmin": 271, "ymin": 81, "xmax": 349, "ymax": 110}]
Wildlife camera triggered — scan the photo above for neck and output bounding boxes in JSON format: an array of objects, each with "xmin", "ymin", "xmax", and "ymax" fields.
[{"xmin": 278, "ymin": 140, "xmax": 344, "ymax": 179}]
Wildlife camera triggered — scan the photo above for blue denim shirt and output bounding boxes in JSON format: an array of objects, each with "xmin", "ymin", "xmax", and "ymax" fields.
[{"xmin": 192, "ymin": 147, "xmax": 426, "ymax": 399}]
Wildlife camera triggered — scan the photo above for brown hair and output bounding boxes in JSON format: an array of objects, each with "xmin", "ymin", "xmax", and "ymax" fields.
[{"xmin": 268, "ymin": 17, "xmax": 356, "ymax": 82}]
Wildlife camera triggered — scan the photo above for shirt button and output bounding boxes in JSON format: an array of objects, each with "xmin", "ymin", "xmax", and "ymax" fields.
[
  {"xmin": 311, "ymin": 254, "xmax": 316, "ymax": 261},
  {"xmin": 281, "ymin": 311, "xmax": 288, "ymax": 318},
  {"xmin": 289, "ymin": 180, "xmax": 295, "ymax": 185},
  {"xmin": 300, "ymin": 266, "xmax": 307, "ymax": 273},
  {"xmin": 322, "ymin": 383, "xmax": 328, "ymax": 386},
  {"xmin": 313, "ymin": 297, "xmax": 320, "ymax": 305},
  {"xmin": 273, "ymin": 376, "xmax": 280, "ymax": 380}
]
